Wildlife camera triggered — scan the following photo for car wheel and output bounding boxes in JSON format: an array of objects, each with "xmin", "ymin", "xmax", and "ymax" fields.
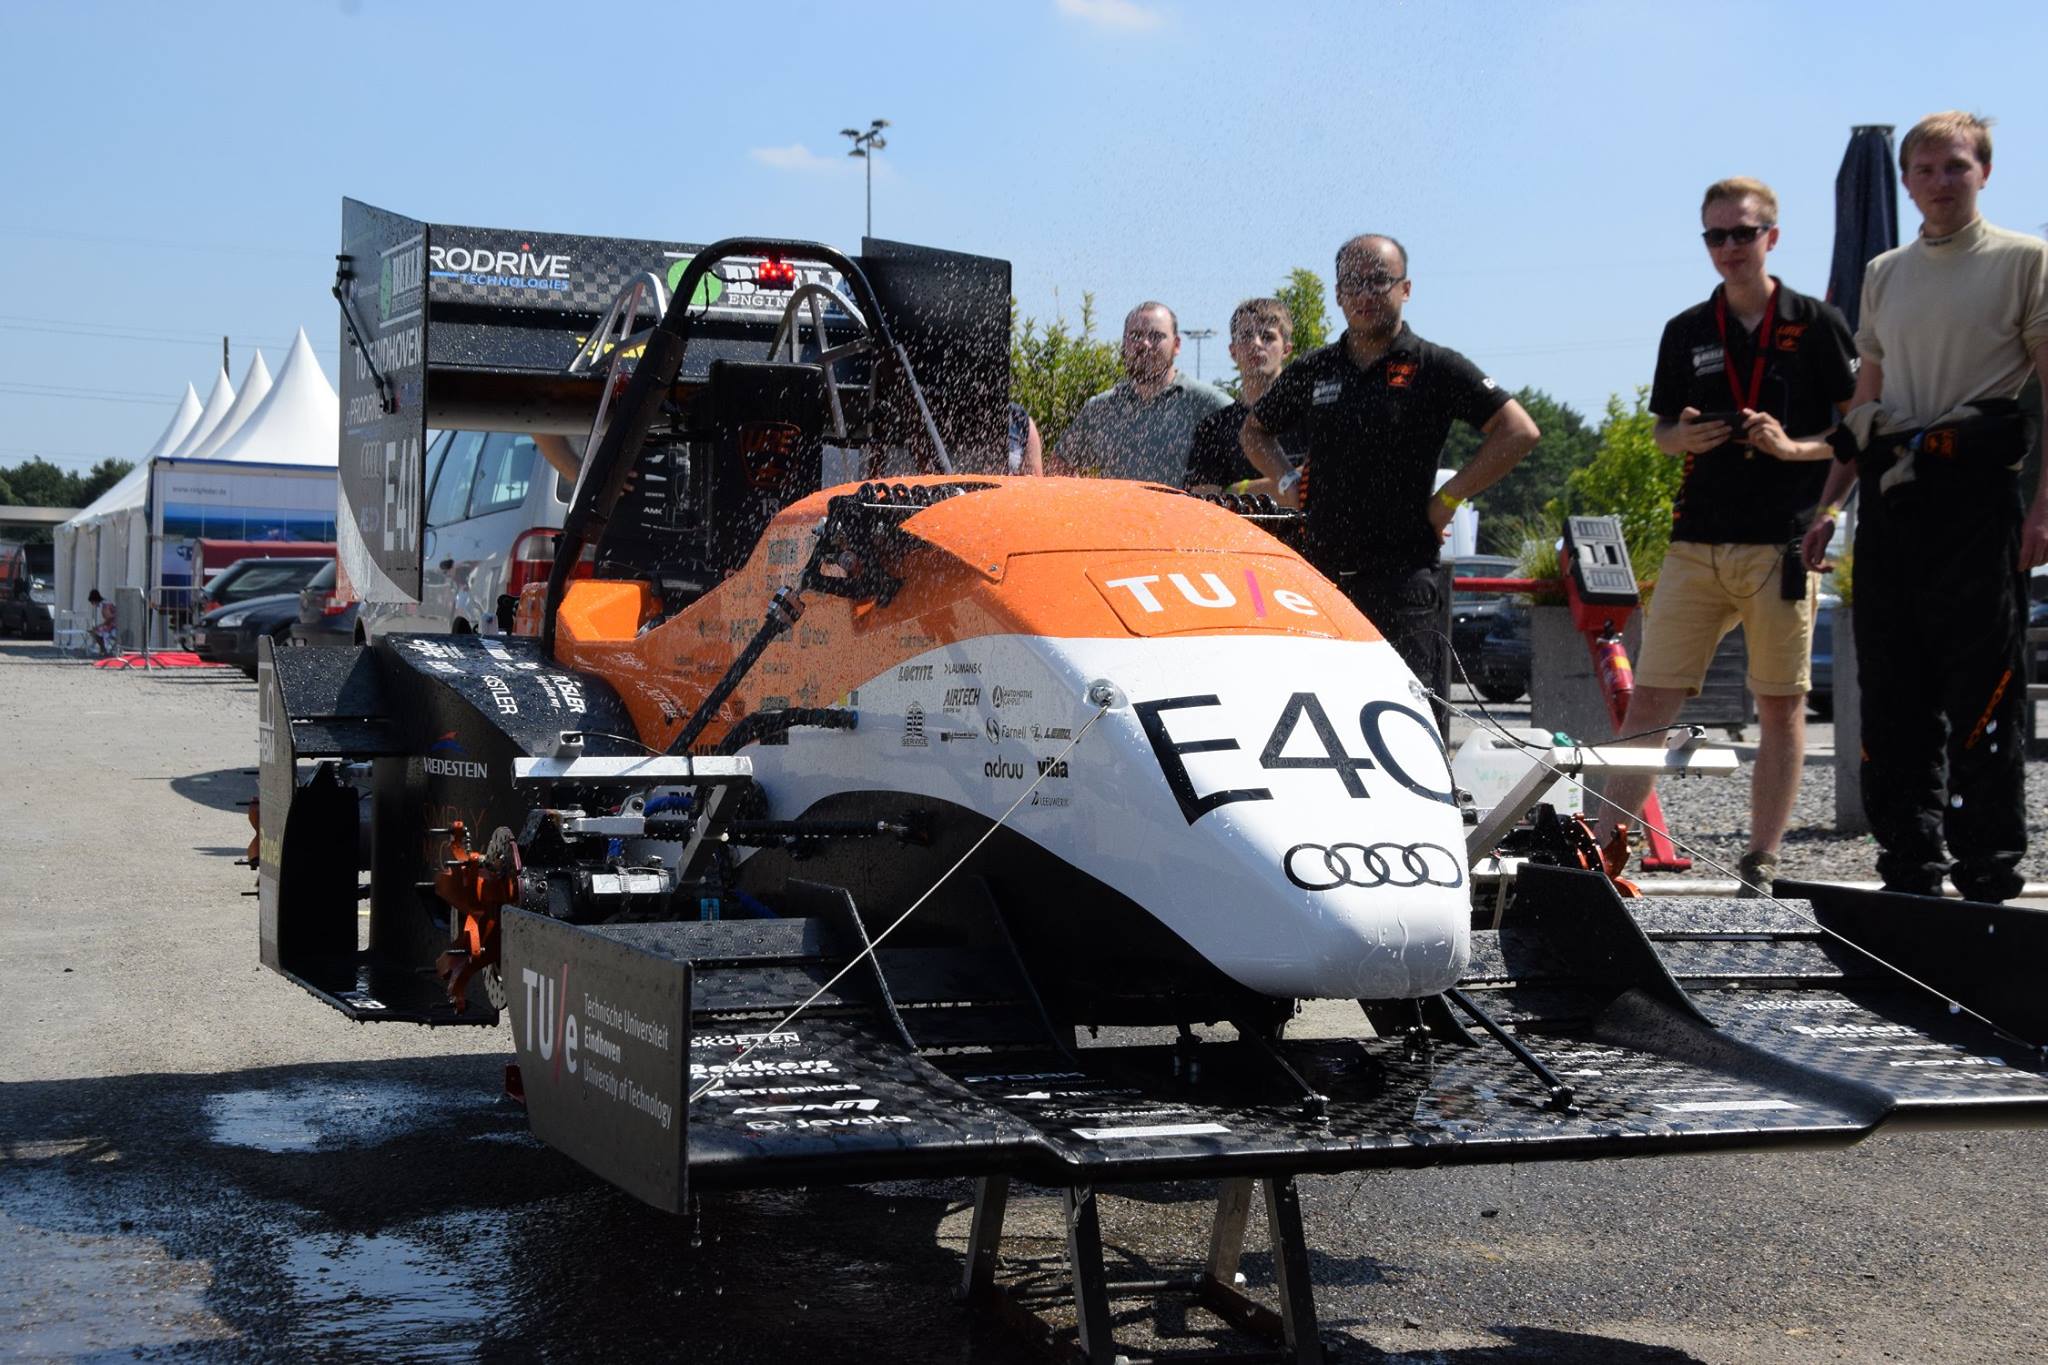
[{"xmin": 1477, "ymin": 676, "xmax": 1527, "ymax": 704}]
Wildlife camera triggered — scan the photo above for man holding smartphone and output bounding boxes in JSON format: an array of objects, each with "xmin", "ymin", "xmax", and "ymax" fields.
[{"xmin": 1600, "ymin": 178, "xmax": 1857, "ymax": 892}]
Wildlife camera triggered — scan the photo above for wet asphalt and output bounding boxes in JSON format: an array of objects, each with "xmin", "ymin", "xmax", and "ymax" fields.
[{"xmin": 3, "ymin": 639, "xmax": 2045, "ymax": 1363}]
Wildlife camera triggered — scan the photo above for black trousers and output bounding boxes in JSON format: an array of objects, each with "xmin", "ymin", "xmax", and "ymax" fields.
[
  {"xmin": 1333, "ymin": 564, "xmax": 1451, "ymax": 734},
  {"xmin": 1852, "ymin": 479, "xmax": 2030, "ymax": 899}
]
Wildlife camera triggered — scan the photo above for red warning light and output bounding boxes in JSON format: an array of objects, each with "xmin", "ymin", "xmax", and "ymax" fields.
[{"xmin": 756, "ymin": 256, "xmax": 797, "ymax": 290}]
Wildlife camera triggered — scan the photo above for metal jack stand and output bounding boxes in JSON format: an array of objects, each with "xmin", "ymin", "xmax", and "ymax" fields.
[{"xmin": 960, "ymin": 1175, "xmax": 1324, "ymax": 1365}]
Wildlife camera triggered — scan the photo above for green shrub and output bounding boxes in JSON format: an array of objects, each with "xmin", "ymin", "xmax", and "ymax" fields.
[{"xmin": 1546, "ymin": 388, "xmax": 1681, "ymax": 588}]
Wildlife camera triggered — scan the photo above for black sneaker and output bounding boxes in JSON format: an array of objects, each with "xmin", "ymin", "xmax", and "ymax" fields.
[{"xmin": 1952, "ymin": 867, "xmax": 2025, "ymax": 904}]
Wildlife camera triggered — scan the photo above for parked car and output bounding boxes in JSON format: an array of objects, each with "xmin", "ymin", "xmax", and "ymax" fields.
[
  {"xmin": 1808, "ymin": 594, "xmax": 1839, "ymax": 718},
  {"xmin": 1475, "ymin": 597, "xmax": 1532, "ymax": 704},
  {"xmin": 2030, "ymin": 595, "xmax": 2047, "ymax": 680},
  {"xmin": 199, "ymin": 557, "xmax": 331, "ymax": 615},
  {"xmin": 289, "ymin": 561, "xmax": 359, "ymax": 648},
  {"xmin": 0, "ymin": 543, "xmax": 56, "ymax": 638},
  {"xmin": 1447, "ymin": 553, "xmax": 1517, "ymax": 688},
  {"xmin": 356, "ymin": 428, "xmax": 574, "ymax": 640},
  {"xmin": 193, "ymin": 592, "xmax": 306, "ymax": 677}
]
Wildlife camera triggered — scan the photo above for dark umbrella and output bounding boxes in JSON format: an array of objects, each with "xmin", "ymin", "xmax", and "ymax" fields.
[{"xmin": 1825, "ymin": 125, "xmax": 1898, "ymax": 335}]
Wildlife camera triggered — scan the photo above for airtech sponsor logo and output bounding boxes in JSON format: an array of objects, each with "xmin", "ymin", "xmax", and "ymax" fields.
[
  {"xmin": 429, "ymin": 242, "xmax": 573, "ymax": 292},
  {"xmin": 942, "ymin": 686, "xmax": 980, "ymax": 709}
]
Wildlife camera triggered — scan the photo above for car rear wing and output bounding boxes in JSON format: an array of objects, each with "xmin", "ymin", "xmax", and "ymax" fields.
[{"xmin": 333, "ymin": 199, "xmax": 1009, "ymax": 603}]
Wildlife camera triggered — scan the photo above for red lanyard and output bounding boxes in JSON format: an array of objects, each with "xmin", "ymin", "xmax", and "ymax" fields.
[{"xmin": 1713, "ymin": 281, "xmax": 1778, "ymax": 412}]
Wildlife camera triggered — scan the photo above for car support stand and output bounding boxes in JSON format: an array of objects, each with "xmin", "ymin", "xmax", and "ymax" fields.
[{"xmin": 960, "ymin": 1174, "xmax": 1325, "ymax": 1364}]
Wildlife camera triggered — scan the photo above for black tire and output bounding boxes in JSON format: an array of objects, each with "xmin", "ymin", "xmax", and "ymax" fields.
[{"xmin": 1477, "ymin": 676, "xmax": 1527, "ymax": 704}]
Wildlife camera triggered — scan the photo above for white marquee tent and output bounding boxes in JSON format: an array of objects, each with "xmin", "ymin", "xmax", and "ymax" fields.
[{"xmin": 53, "ymin": 332, "xmax": 339, "ymax": 643}]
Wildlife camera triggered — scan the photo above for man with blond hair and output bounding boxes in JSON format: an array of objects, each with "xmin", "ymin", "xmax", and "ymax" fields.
[
  {"xmin": 1800, "ymin": 112, "xmax": 2048, "ymax": 902},
  {"xmin": 1182, "ymin": 297, "xmax": 1305, "ymax": 492},
  {"xmin": 1601, "ymin": 177, "xmax": 1857, "ymax": 893}
]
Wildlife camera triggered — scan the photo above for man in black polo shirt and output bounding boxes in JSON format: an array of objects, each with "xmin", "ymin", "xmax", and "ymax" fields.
[
  {"xmin": 1241, "ymin": 234, "xmax": 1540, "ymax": 717},
  {"xmin": 1601, "ymin": 177, "xmax": 1856, "ymax": 892}
]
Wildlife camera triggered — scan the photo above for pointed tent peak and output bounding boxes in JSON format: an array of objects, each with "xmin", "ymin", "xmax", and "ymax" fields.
[
  {"xmin": 212, "ymin": 326, "xmax": 338, "ymax": 466},
  {"xmin": 165, "ymin": 366, "xmax": 238, "ymax": 459},
  {"xmin": 185, "ymin": 350, "xmax": 275, "ymax": 459},
  {"xmin": 140, "ymin": 383, "xmax": 205, "ymax": 462},
  {"xmin": 281, "ymin": 328, "xmax": 328, "ymax": 382}
]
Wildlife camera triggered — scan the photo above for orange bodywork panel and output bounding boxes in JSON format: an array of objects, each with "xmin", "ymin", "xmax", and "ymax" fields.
[{"xmin": 553, "ymin": 476, "xmax": 1382, "ymax": 752}]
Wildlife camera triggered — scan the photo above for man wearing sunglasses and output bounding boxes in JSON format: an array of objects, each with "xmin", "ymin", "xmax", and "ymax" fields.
[
  {"xmin": 1799, "ymin": 112, "xmax": 2048, "ymax": 903},
  {"xmin": 1239, "ymin": 234, "xmax": 1540, "ymax": 723},
  {"xmin": 1601, "ymin": 178, "xmax": 1856, "ymax": 893}
]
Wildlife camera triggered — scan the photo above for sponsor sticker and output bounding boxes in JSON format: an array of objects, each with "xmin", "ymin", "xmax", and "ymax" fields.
[{"xmin": 1072, "ymin": 1122, "xmax": 1231, "ymax": 1140}]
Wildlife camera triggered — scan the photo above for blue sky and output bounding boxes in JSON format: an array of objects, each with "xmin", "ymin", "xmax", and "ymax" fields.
[{"xmin": 3, "ymin": 0, "xmax": 2044, "ymax": 471}]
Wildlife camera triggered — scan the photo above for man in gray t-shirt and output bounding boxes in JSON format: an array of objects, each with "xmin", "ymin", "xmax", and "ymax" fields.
[{"xmin": 1055, "ymin": 301, "xmax": 1230, "ymax": 484}]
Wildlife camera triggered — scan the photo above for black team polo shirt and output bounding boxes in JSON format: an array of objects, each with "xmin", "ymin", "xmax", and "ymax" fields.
[
  {"xmin": 1252, "ymin": 325, "xmax": 1510, "ymax": 576},
  {"xmin": 1648, "ymin": 280, "xmax": 1857, "ymax": 544},
  {"xmin": 1182, "ymin": 400, "xmax": 1309, "ymax": 490}
]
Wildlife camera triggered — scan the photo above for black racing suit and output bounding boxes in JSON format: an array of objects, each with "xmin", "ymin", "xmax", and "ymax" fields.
[{"xmin": 1852, "ymin": 453, "xmax": 2030, "ymax": 900}]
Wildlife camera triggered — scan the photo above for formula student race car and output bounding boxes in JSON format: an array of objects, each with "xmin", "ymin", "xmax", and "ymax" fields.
[{"xmin": 253, "ymin": 200, "xmax": 2048, "ymax": 1362}]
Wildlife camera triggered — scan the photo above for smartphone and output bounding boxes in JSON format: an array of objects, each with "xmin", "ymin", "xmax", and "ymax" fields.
[{"xmin": 1692, "ymin": 410, "xmax": 1745, "ymax": 428}]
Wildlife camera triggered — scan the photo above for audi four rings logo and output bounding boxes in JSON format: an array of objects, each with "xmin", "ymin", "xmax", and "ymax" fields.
[{"xmin": 1283, "ymin": 841, "xmax": 1463, "ymax": 890}]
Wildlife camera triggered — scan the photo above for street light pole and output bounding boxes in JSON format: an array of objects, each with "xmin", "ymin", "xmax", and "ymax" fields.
[
  {"xmin": 839, "ymin": 118, "xmax": 890, "ymax": 238},
  {"xmin": 1182, "ymin": 327, "xmax": 1216, "ymax": 380}
]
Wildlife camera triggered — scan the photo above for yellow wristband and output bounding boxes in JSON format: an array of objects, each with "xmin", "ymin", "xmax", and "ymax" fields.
[
  {"xmin": 1824, "ymin": 506, "xmax": 1842, "ymax": 521},
  {"xmin": 1435, "ymin": 490, "xmax": 1466, "ymax": 511},
  {"xmin": 1226, "ymin": 479, "xmax": 1257, "ymax": 495}
]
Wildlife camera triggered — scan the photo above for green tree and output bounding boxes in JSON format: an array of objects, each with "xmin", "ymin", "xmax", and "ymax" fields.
[
  {"xmin": 0, "ymin": 468, "xmax": 15, "ymax": 507},
  {"xmin": 1010, "ymin": 294, "xmax": 1122, "ymax": 455},
  {"xmin": 1548, "ymin": 388, "xmax": 1683, "ymax": 584},
  {"xmin": 0, "ymin": 457, "xmax": 81, "ymax": 507},
  {"xmin": 1275, "ymin": 267, "xmax": 1330, "ymax": 357},
  {"xmin": 1450, "ymin": 389, "xmax": 1600, "ymax": 552},
  {"xmin": 76, "ymin": 458, "xmax": 133, "ymax": 505}
]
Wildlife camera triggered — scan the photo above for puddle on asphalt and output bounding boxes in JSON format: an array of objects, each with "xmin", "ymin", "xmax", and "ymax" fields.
[
  {"xmin": 279, "ymin": 1225, "xmax": 495, "ymax": 1359},
  {"xmin": 204, "ymin": 1080, "xmax": 436, "ymax": 1153},
  {"xmin": 0, "ymin": 1170, "xmax": 235, "ymax": 1357}
]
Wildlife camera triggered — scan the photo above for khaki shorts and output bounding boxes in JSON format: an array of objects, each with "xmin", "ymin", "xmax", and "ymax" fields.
[{"xmin": 1635, "ymin": 541, "xmax": 1814, "ymax": 696}]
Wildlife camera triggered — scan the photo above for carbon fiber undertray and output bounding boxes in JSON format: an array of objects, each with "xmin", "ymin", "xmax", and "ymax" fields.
[{"xmin": 673, "ymin": 865, "xmax": 2048, "ymax": 1190}]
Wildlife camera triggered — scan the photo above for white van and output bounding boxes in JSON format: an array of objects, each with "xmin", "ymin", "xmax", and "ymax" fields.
[{"xmin": 355, "ymin": 429, "xmax": 573, "ymax": 640}]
